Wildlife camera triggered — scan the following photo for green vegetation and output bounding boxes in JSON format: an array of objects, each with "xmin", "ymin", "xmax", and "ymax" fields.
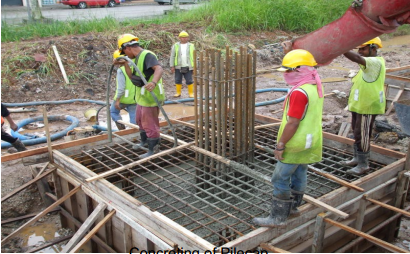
[{"xmin": 2, "ymin": 0, "xmax": 410, "ymax": 42}]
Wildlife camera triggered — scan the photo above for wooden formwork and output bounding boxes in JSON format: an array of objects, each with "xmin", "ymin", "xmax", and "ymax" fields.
[{"xmin": 1, "ymin": 114, "xmax": 408, "ymax": 253}]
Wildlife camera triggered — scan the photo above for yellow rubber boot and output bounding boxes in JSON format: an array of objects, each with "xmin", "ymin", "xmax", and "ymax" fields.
[
  {"xmin": 187, "ymin": 84, "xmax": 194, "ymax": 98},
  {"xmin": 174, "ymin": 84, "xmax": 182, "ymax": 97}
]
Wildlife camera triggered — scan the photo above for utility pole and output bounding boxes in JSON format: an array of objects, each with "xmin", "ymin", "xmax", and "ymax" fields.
[{"xmin": 173, "ymin": 0, "xmax": 180, "ymax": 11}]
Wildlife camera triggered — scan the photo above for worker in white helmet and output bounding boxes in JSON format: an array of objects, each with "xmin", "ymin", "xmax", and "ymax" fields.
[
  {"xmin": 169, "ymin": 31, "xmax": 195, "ymax": 98},
  {"xmin": 341, "ymin": 37, "xmax": 386, "ymax": 175}
]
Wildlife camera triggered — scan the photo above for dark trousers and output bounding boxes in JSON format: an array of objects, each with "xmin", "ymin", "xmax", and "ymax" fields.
[
  {"xmin": 351, "ymin": 112, "xmax": 377, "ymax": 153},
  {"xmin": 1, "ymin": 127, "xmax": 17, "ymax": 144}
]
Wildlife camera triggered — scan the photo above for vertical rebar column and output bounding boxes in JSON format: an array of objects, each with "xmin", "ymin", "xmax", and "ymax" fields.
[
  {"xmin": 195, "ymin": 50, "xmax": 204, "ymax": 187},
  {"xmin": 249, "ymin": 51, "xmax": 257, "ymax": 162},
  {"xmin": 204, "ymin": 53, "xmax": 210, "ymax": 190},
  {"xmin": 241, "ymin": 47, "xmax": 247, "ymax": 163},
  {"xmin": 216, "ymin": 50, "xmax": 222, "ymax": 172},
  {"xmin": 228, "ymin": 49, "xmax": 234, "ymax": 159},
  {"xmin": 234, "ymin": 52, "xmax": 242, "ymax": 161}
]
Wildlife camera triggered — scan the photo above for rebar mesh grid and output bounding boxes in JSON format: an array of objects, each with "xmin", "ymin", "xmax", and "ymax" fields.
[{"xmin": 69, "ymin": 122, "xmax": 386, "ymax": 246}]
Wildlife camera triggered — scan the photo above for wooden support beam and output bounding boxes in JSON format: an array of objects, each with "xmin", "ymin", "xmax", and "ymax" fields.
[
  {"xmin": 43, "ymin": 107, "xmax": 54, "ymax": 162},
  {"xmin": 353, "ymin": 196, "xmax": 367, "ymax": 252},
  {"xmin": 69, "ymin": 210, "xmax": 116, "ymax": 253},
  {"xmin": 85, "ymin": 142, "xmax": 194, "ymax": 182},
  {"xmin": 385, "ymin": 83, "xmax": 404, "ymax": 115},
  {"xmin": 260, "ymin": 242, "xmax": 290, "ymax": 253},
  {"xmin": 254, "ymin": 122, "xmax": 281, "ymax": 130},
  {"xmin": 365, "ymin": 196, "xmax": 410, "ymax": 217},
  {"xmin": 1, "ymin": 185, "xmax": 80, "ymax": 244},
  {"xmin": 308, "ymin": 166, "xmax": 364, "ymax": 192},
  {"xmin": 323, "ymin": 217, "xmax": 409, "ymax": 253},
  {"xmin": 1, "ymin": 168, "xmax": 55, "ymax": 203},
  {"xmin": 1, "ymin": 208, "xmax": 60, "ymax": 225},
  {"xmin": 311, "ymin": 213, "xmax": 327, "ymax": 253},
  {"xmin": 61, "ymin": 202, "xmax": 107, "ymax": 253},
  {"xmin": 36, "ymin": 162, "xmax": 50, "ymax": 178},
  {"xmin": 303, "ymin": 195, "xmax": 349, "ymax": 219},
  {"xmin": 27, "ymin": 235, "xmax": 73, "ymax": 253}
]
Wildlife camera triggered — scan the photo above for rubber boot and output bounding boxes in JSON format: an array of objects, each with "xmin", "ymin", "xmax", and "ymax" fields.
[
  {"xmin": 174, "ymin": 84, "xmax": 182, "ymax": 97},
  {"xmin": 115, "ymin": 121, "xmax": 126, "ymax": 130},
  {"xmin": 290, "ymin": 189, "xmax": 304, "ymax": 215},
  {"xmin": 187, "ymin": 84, "xmax": 194, "ymax": 98},
  {"xmin": 11, "ymin": 139, "xmax": 27, "ymax": 152},
  {"xmin": 133, "ymin": 131, "xmax": 148, "ymax": 150},
  {"xmin": 341, "ymin": 144, "xmax": 358, "ymax": 166},
  {"xmin": 139, "ymin": 138, "xmax": 160, "ymax": 159},
  {"xmin": 347, "ymin": 151, "xmax": 370, "ymax": 175},
  {"xmin": 252, "ymin": 196, "xmax": 293, "ymax": 227}
]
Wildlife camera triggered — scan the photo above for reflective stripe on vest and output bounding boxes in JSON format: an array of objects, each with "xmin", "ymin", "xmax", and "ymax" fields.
[
  {"xmin": 277, "ymin": 84, "xmax": 324, "ymax": 164},
  {"xmin": 348, "ymin": 57, "xmax": 386, "ymax": 114},
  {"xmin": 174, "ymin": 43, "xmax": 195, "ymax": 67},
  {"xmin": 135, "ymin": 50, "xmax": 165, "ymax": 107},
  {"xmin": 113, "ymin": 67, "xmax": 137, "ymax": 104}
]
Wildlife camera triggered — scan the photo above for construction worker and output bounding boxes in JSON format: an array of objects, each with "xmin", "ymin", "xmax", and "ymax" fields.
[
  {"xmin": 110, "ymin": 49, "xmax": 137, "ymax": 130},
  {"xmin": 1, "ymin": 103, "xmax": 27, "ymax": 153},
  {"xmin": 253, "ymin": 49, "xmax": 324, "ymax": 227},
  {"xmin": 341, "ymin": 37, "xmax": 386, "ymax": 175},
  {"xmin": 113, "ymin": 34, "xmax": 165, "ymax": 159},
  {"xmin": 169, "ymin": 31, "xmax": 195, "ymax": 98}
]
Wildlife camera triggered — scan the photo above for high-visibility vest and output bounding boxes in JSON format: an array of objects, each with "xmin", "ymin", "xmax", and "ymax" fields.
[
  {"xmin": 174, "ymin": 42, "xmax": 195, "ymax": 67},
  {"xmin": 348, "ymin": 57, "xmax": 386, "ymax": 114},
  {"xmin": 114, "ymin": 68, "xmax": 137, "ymax": 105},
  {"xmin": 135, "ymin": 50, "xmax": 165, "ymax": 107},
  {"xmin": 277, "ymin": 84, "xmax": 324, "ymax": 164}
]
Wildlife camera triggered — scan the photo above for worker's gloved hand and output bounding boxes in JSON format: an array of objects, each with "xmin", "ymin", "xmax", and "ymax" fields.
[
  {"xmin": 115, "ymin": 100, "xmax": 121, "ymax": 111},
  {"xmin": 113, "ymin": 59, "xmax": 127, "ymax": 66}
]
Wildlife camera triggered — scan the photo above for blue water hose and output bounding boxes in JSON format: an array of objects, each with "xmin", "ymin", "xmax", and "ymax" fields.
[
  {"xmin": 1, "ymin": 115, "xmax": 79, "ymax": 148},
  {"xmin": 2, "ymin": 99, "xmax": 106, "ymax": 108}
]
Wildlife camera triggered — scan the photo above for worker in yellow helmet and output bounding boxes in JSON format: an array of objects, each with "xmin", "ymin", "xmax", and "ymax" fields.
[
  {"xmin": 341, "ymin": 37, "xmax": 385, "ymax": 175},
  {"xmin": 110, "ymin": 49, "xmax": 137, "ymax": 130},
  {"xmin": 253, "ymin": 48, "xmax": 324, "ymax": 227},
  {"xmin": 2, "ymin": 103, "xmax": 27, "ymax": 153},
  {"xmin": 169, "ymin": 31, "xmax": 195, "ymax": 98},
  {"xmin": 114, "ymin": 34, "xmax": 165, "ymax": 159}
]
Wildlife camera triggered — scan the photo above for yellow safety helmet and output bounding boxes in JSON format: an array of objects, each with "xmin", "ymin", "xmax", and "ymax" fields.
[
  {"xmin": 113, "ymin": 49, "xmax": 124, "ymax": 60},
  {"xmin": 357, "ymin": 37, "xmax": 383, "ymax": 49},
  {"xmin": 277, "ymin": 49, "xmax": 317, "ymax": 72},
  {"xmin": 117, "ymin": 34, "xmax": 139, "ymax": 50},
  {"xmin": 179, "ymin": 31, "xmax": 189, "ymax": 38}
]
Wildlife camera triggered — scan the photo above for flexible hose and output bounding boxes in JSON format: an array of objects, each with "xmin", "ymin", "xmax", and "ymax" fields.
[
  {"xmin": 1, "ymin": 115, "xmax": 79, "ymax": 148},
  {"xmin": 2, "ymin": 99, "xmax": 106, "ymax": 107},
  {"xmin": 116, "ymin": 56, "xmax": 178, "ymax": 148}
]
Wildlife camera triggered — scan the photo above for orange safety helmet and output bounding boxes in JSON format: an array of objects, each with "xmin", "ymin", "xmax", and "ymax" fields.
[{"xmin": 1, "ymin": 116, "xmax": 4, "ymax": 126}]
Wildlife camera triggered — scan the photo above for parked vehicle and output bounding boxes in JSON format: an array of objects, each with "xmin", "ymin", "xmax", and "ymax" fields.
[
  {"xmin": 61, "ymin": 0, "xmax": 120, "ymax": 9},
  {"xmin": 154, "ymin": 0, "xmax": 198, "ymax": 5}
]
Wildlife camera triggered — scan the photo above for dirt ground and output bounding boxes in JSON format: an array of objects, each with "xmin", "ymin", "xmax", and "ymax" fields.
[{"xmin": 1, "ymin": 27, "xmax": 410, "ymax": 252}]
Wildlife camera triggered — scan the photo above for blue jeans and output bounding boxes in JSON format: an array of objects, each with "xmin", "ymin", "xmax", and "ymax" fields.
[
  {"xmin": 271, "ymin": 161, "xmax": 308, "ymax": 200},
  {"xmin": 110, "ymin": 102, "xmax": 137, "ymax": 124}
]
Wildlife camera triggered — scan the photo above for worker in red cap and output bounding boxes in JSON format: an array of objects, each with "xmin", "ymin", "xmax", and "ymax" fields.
[
  {"xmin": 341, "ymin": 37, "xmax": 386, "ymax": 175},
  {"xmin": 253, "ymin": 48, "xmax": 324, "ymax": 227},
  {"xmin": 1, "ymin": 103, "xmax": 27, "ymax": 153},
  {"xmin": 170, "ymin": 31, "xmax": 195, "ymax": 98}
]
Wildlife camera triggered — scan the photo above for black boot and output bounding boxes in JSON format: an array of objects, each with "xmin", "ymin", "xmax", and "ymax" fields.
[
  {"xmin": 12, "ymin": 139, "xmax": 27, "ymax": 152},
  {"xmin": 115, "ymin": 121, "xmax": 126, "ymax": 130},
  {"xmin": 252, "ymin": 196, "xmax": 293, "ymax": 227},
  {"xmin": 139, "ymin": 138, "xmax": 160, "ymax": 159},
  {"xmin": 290, "ymin": 189, "xmax": 304, "ymax": 215},
  {"xmin": 133, "ymin": 131, "xmax": 148, "ymax": 150},
  {"xmin": 341, "ymin": 144, "xmax": 358, "ymax": 166},
  {"xmin": 347, "ymin": 151, "xmax": 370, "ymax": 175}
]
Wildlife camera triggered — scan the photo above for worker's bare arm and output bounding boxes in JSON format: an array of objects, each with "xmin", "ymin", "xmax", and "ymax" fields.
[
  {"xmin": 343, "ymin": 51, "xmax": 366, "ymax": 66},
  {"xmin": 281, "ymin": 41, "xmax": 293, "ymax": 55},
  {"xmin": 274, "ymin": 116, "xmax": 300, "ymax": 160}
]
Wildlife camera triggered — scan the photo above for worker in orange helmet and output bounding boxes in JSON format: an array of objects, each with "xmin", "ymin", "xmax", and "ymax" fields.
[
  {"xmin": 114, "ymin": 34, "xmax": 165, "ymax": 159},
  {"xmin": 252, "ymin": 47, "xmax": 324, "ymax": 227},
  {"xmin": 1, "ymin": 103, "xmax": 27, "ymax": 153},
  {"xmin": 170, "ymin": 31, "xmax": 195, "ymax": 98},
  {"xmin": 341, "ymin": 37, "xmax": 386, "ymax": 175}
]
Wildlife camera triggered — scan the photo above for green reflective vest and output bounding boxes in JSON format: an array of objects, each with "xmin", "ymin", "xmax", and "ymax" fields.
[
  {"xmin": 174, "ymin": 42, "xmax": 195, "ymax": 67},
  {"xmin": 348, "ymin": 57, "xmax": 386, "ymax": 114},
  {"xmin": 114, "ymin": 67, "xmax": 137, "ymax": 105},
  {"xmin": 277, "ymin": 84, "xmax": 324, "ymax": 164},
  {"xmin": 135, "ymin": 50, "xmax": 165, "ymax": 107}
]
